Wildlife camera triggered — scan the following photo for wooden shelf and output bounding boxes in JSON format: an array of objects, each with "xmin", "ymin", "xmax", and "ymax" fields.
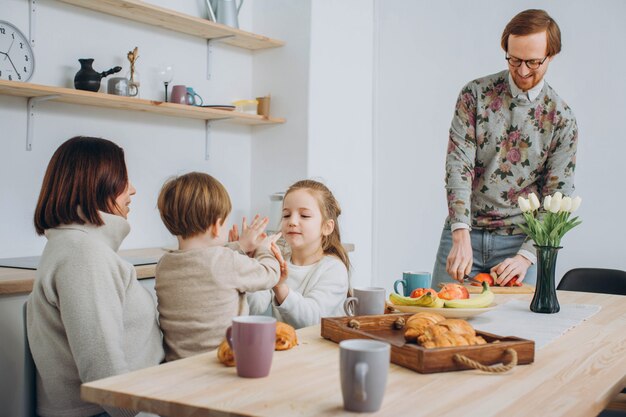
[
  {"xmin": 56, "ymin": 0, "xmax": 285, "ymax": 50},
  {"xmin": 0, "ymin": 80, "xmax": 285, "ymax": 125}
]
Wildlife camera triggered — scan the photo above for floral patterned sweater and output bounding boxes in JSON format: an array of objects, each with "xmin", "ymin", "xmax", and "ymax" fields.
[{"xmin": 445, "ymin": 70, "xmax": 578, "ymax": 255}]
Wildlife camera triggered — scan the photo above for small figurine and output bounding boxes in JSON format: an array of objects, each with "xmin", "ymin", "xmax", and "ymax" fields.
[{"xmin": 127, "ymin": 46, "xmax": 140, "ymax": 95}]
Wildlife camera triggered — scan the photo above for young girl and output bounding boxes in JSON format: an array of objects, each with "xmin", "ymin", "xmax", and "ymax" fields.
[{"xmin": 247, "ymin": 180, "xmax": 350, "ymax": 329}]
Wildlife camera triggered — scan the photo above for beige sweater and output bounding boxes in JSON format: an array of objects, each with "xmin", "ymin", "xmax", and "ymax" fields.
[
  {"xmin": 26, "ymin": 211, "xmax": 164, "ymax": 417},
  {"xmin": 155, "ymin": 244, "xmax": 280, "ymax": 362}
]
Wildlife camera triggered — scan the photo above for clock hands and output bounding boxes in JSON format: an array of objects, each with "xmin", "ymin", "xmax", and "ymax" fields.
[
  {"xmin": 0, "ymin": 51, "xmax": 20, "ymax": 76},
  {"xmin": 3, "ymin": 38, "xmax": 15, "ymax": 60}
]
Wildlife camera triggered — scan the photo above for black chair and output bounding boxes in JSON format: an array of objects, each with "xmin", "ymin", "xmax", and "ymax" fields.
[{"xmin": 557, "ymin": 268, "xmax": 626, "ymax": 296}]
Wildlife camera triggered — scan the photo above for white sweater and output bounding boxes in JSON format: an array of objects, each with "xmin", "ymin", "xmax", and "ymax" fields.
[
  {"xmin": 26, "ymin": 211, "xmax": 164, "ymax": 417},
  {"xmin": 247, "ymin": 255, "xmax": 349, "ymax": 329}
]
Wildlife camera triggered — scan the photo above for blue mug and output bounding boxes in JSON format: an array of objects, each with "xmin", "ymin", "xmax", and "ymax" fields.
[
  {"xmin": 393, "ymin": 271, "xmax": 432, "ymax": 296},
  {"xmin": 186, "ymin": 87, "xmax": 203, "ymax": 106}
]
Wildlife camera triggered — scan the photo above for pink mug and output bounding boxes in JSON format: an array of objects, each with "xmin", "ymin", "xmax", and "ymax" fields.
[
  {"xmin": 226, "ymin": 316, "xmax": 276, "ymax": 378},
  {"xmin": 170, "ymin": 84, "xmax": 187, "ymax": 104}
]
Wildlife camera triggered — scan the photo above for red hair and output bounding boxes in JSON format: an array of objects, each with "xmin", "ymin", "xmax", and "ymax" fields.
[
  {"xmin": 501, "ymin": 9, "xmax": 562, "ymax": 57},
  {"xmin": 34, "ymin": 136, "xmax": 128, "ymax": 234}
]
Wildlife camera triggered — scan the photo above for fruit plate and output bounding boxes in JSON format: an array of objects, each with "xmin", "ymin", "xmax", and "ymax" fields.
[
  {"xmin": 385, "ymin": 301, "xmax": 498, "ymax": 318},
  {"xmin": 321, "ymin": 313, "xmax": 534, "ymax": 373}
]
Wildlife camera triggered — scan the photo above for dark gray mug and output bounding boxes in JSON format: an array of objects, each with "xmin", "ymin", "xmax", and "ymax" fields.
[{"xmin": 339, "ymin": 339, "xmax": 390, "ymax": 412}]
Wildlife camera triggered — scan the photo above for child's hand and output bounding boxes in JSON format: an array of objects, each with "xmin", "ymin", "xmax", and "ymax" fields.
[
  {"xmin": 271, "ymin": 239, "xmax": 288, "ymax": 283},
  {"xmin": 228, "ymin": 224, "xmax": 239, "ymax": 242},
  {"xmin": 271, "ymin": 241, "xmax": 289, "ymax": 304},
  {"xmin": 237, "ymin": 215, "xmax": 270, "ymax": 254},
  {"xmin": 271, "ymin": 238, "xmax": 289, "ymax": 305}
]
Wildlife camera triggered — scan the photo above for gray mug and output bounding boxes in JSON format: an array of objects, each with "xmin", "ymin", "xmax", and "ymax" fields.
[
  {"xmin": 107, "ymin": 77, "xmax": 138, "ymax": 97},
  {"xmin": 340, "ymin": 339, "xmax": 390, "ymax": 412},
  {"xmin": 344, "ymin": 287, "xmax": 386, "ymax": 316}
]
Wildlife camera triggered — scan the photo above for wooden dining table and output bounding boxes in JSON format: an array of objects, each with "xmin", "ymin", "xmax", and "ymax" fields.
[{"xmin": 81, "ymin": 291, "xmax": 626, "ymax": 417}]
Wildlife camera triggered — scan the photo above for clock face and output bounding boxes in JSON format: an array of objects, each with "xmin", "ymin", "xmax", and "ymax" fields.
[{"xmin": 0, "ymin": 20, "xmax": 35, "ymax": 82}]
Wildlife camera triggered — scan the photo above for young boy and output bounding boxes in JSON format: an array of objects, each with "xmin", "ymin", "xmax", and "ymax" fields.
[{"xmin": 156, "ymin": 172, "xmax": 282, "ymax": 362}]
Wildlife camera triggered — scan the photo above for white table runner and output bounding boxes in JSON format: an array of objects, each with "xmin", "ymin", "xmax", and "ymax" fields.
[{"xmin": 469, "ymin": 300, "xmax": 601, "ymax": 350}]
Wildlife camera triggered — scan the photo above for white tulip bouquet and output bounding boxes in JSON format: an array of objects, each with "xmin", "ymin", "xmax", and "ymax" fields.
[{"xmin": 517, "ymin": 192, "xmax": 582, "ymax": 247}]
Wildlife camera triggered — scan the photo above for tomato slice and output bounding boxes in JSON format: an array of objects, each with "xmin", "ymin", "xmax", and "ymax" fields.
[
  {"xmin": 504, "ymin": 276, "xmax": 523, "ymax": 287},
  {"xmin": 472, "ymin": 272, "xmax": 494, "ymax": 286},
  {"xmin": 409, "ymin": 288, "xmax": 437, "ymax": 298}
]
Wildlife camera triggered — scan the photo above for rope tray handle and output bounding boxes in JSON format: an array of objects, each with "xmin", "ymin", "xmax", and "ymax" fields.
[{"xmin": 453, "ymin": 348, "xmax": 518, "ymax": 373}]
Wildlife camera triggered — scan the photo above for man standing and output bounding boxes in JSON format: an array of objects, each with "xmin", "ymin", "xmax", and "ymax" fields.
[{"xmin": 432, "ymin": 9, "xmax": 578, "ymax": 288}]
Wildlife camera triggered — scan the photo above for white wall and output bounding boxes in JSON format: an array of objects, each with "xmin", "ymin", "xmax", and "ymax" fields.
[
  {"xmin": 250, "ymin": 0, "xmax": 311, "ymax": 215},
  {"xmin": 306, "ymin": 0, "xmax": 374, "ymax": 287},
  {"xmin": 250, "ymin": 0, "xmax": 374, "ymax": 287},
  {"xmin": 4, "ymin": 0, "xmax": 622, "ymax": 292},
  {"xmin": 0, "ymin": 0, "xmax": 263, "ymax": 257},
  {"xmin": 373, "ymin": 0, "xmax": 626, "ymax": 288}
]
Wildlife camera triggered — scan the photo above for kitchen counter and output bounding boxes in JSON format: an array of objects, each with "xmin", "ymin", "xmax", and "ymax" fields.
[
  {"xmin": 0, "ymin": 243, "xmax": 356, "ymax": 295},
  {"xmin": 0, "ymin": 247, "xmax": 166, "ymax": 295}
]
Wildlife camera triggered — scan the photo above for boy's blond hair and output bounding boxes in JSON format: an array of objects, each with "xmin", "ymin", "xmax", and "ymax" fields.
[{"xmin": 158, "ymin": 172, "xmax": 231, "ymax": 239}]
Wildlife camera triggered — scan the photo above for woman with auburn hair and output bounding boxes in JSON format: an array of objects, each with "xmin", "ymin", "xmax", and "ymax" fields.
[{"xmin": 27, "ymin": 136, "xmax": 164, "ymax": 417}]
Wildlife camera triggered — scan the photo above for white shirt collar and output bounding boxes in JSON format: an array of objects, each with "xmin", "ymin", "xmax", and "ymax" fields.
[{"xmin": 508, "ymin": 72, "xmax": 544, "ymax": 102}]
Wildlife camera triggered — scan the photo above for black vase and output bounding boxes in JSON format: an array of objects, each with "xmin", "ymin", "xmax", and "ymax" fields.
[
  {"xmin": 529, "ymin": 245, "xmax": 562, "ymax": 314},
  {"xmin": 74, "ymin": 59, "xmax": 101, "ymax": 92},
  {"xmin": 74, "ymin": 59, "xmax": 122, "ymax": 92}
]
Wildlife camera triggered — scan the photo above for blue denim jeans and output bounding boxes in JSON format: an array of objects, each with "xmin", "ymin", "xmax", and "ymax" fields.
[{"xmin": 432, "ymin": 225, "xmax": 536, "ymax": 289}]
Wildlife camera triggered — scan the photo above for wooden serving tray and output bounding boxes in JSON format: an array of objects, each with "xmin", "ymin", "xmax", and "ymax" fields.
[{"xmin": 321, "ymin": 314, "xmax": 535, "ymax": 374}]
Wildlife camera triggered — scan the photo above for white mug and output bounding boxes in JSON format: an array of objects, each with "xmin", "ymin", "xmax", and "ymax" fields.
[{"xmin": 344, "ymin": 287, "xmax": 386, "ymax": 316}]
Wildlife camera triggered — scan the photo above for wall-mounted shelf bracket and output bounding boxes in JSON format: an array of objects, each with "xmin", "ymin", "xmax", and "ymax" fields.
[
  {"xmin": 27, "ymin": 95, "xmax": 59, "ymax": 151},
  {"xmin": 205, "ymin": 120, "xmax": 212, "ymax": 160},
  {"xmin": 29, "ymin": 0, "xmax": 37, "ymax": 47},
  {"xmin": 206, "ymin": 35, "xmax": 235, "ymax": 80}
]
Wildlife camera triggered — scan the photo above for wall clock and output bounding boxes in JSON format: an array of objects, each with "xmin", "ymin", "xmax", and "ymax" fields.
[{"xmin": 0, "ymin": 20, "xmax": 35, "ymax": 82}]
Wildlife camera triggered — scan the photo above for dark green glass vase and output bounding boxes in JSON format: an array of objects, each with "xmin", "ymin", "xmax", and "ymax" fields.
[{"xmin": 530, "ymin": 245, "xmax": 562, "ymax": 314}]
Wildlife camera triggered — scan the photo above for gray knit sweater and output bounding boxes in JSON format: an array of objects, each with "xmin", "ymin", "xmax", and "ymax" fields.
[
  {"xmin": 446, "ymin": 70, "xmax": 578, "ymax": 254},
  {"xmin": 27, "ymin": 211, "xmax": 164, "ymax": 417},
  {"xmin": 155, "ymin": 244, "xmax": 280, "ymax": 362}
]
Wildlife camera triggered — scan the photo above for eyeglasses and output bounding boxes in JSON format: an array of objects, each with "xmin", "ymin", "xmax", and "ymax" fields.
[{"xmin": 505, "ymin": 55, "xmax": 548, "ymax": 70}]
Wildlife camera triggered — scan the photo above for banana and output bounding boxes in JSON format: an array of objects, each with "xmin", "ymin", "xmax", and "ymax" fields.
[
  {"xmin": 425, "ymin": 295, "xmax": 445, "ymax": 308},
  {"xmin": 444, "ymin": 281, "xmax": 494, "ymax": 308},
  {"xmin": 389, "ymin": 292, "xmax": 421, "ymax": 306},
  {"xmin": 389, "ymin": 292, "xmax": 444, "ymax": 308}
]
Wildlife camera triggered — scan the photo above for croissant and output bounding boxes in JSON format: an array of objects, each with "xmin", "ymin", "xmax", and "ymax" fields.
[
  {"xmin": 217, "ymin": 322, "xmax": 298, "ymax": 366},
  {"xmin": 217, "ymin": 339, "xmax": 235, "ymax": 367},
  {"xmin": 403, "ymin": 312, "xmax": 446, "ymax": 342},
  {"xmin": 275, "ymin": 321, "xmax": 298, "ymax": 351},
  {"xmin": 418, "ymin": 319, "xmax": 487, "ymax": 349}
]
